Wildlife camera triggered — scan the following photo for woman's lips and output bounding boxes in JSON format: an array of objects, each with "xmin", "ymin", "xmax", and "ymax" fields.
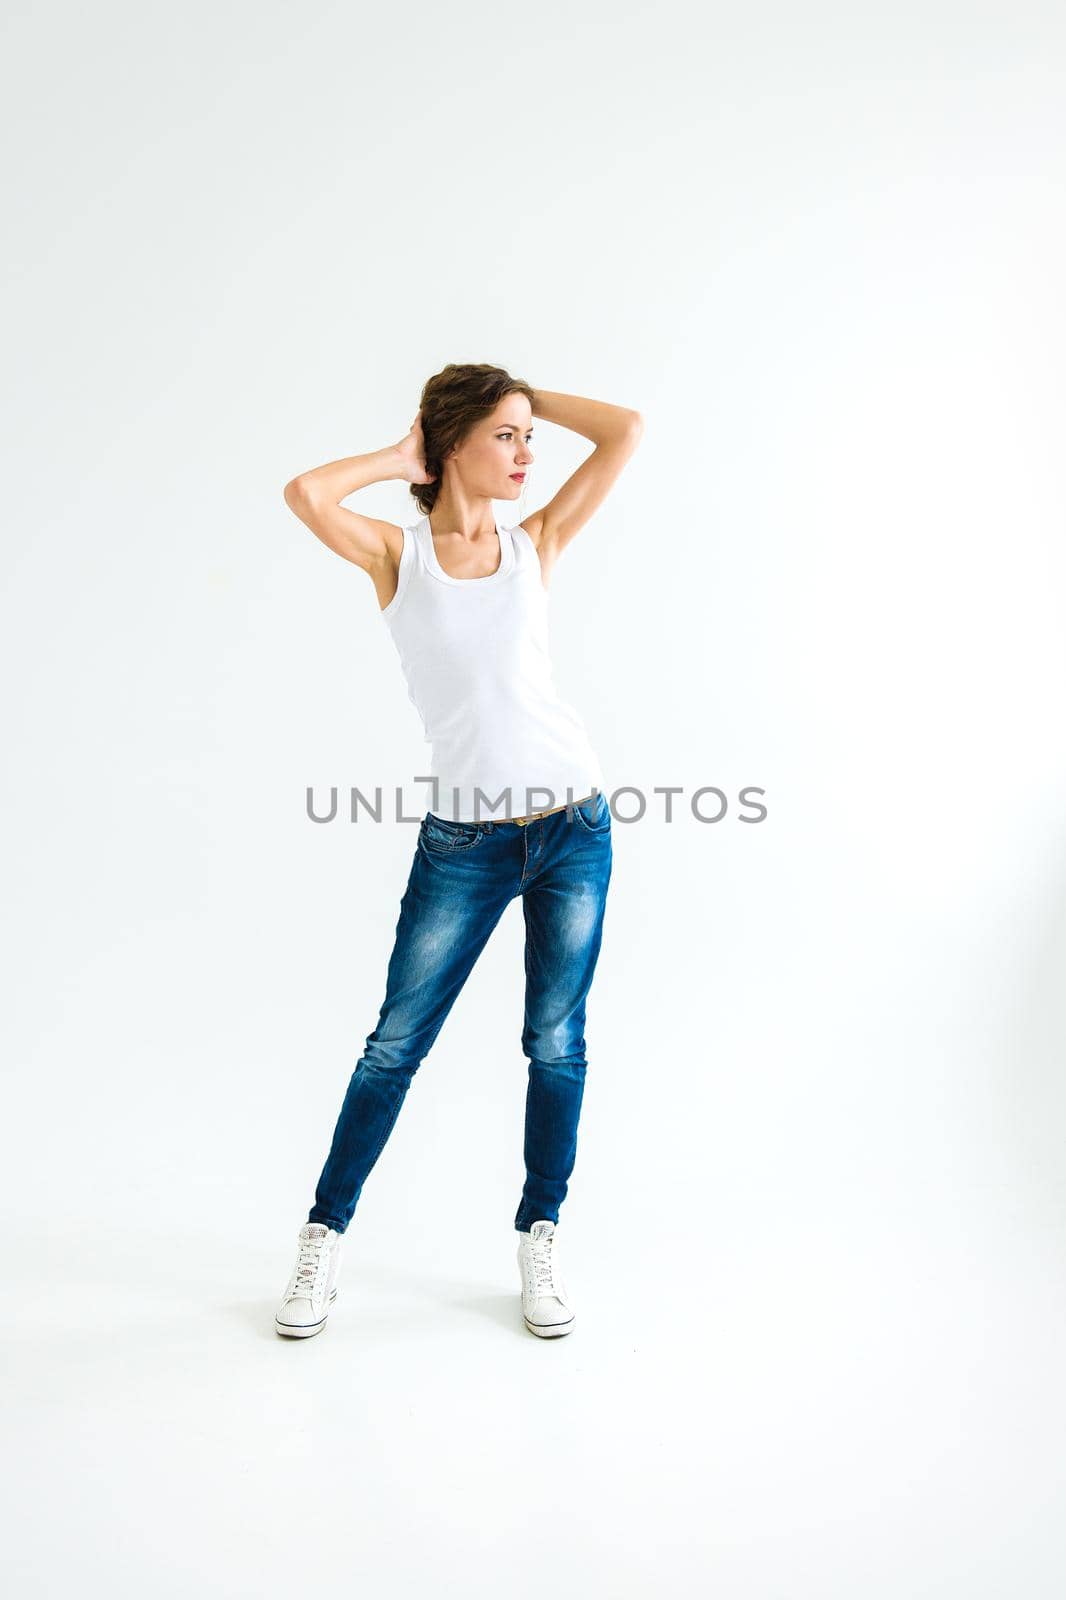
[{"xmin": 510, "ymin": 473, "xmax": 526, "ymax": 481}]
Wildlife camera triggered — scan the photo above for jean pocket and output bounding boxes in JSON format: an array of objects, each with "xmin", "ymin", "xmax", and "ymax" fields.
[
  {"xmin": 420, "ymin": 814, "xmax": 484, "ymax": 852},
  {"xmin": 571, "ymin": 793, "xmax": 611, "ymax": 834}
]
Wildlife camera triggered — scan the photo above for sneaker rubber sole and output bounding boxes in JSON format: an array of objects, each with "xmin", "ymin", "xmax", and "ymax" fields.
[
  {"xmin": 523, "ymin": 1309, "xmax": 575, "ymax": 1338},
  {"xmin": 275, "ymin": 1285, "xmax": 338, "ymax": 1339}
]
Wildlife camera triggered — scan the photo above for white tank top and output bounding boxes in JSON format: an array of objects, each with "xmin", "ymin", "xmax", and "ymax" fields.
[{"xmin": 380, "ymin": 514, "xmax": 605, "ymax": 822}]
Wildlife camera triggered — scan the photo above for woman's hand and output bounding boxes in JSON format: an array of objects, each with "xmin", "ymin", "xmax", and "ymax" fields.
[{"xmin": 393, "ymin": 409, "xmax": 437, "ymax": 486}]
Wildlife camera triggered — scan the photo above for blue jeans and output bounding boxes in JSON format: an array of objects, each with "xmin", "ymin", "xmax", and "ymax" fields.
[{"xmin": 307, "ymin": 791, "xmax": 613, "ymax": 1235}]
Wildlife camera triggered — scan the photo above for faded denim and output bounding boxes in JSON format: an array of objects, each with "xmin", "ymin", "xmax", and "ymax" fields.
[{"xmin": 307, "ymin": 791, "xmax": 613, "ymax": 1235}]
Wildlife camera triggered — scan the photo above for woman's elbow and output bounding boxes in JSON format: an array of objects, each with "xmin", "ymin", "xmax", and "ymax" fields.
[{"xmin": 284, "ymin": 475, "xmax": 311, "ymax": 507}]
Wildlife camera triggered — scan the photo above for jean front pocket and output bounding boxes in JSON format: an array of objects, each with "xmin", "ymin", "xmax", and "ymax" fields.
[
  {"xmin": 420, "ymin": 813, "xmax": 484, "ymax": 852},
  {"xmin": 571, "ymin": 792, "xmax": 611, "ymax": 834}
]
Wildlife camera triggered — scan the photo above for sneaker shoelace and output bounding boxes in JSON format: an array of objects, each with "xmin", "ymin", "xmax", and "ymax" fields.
[
  {"xmin": 287, "ymin": 1233, "xmax": 329, "ymax": 1301},
  {"xmin": 529, "ymin": 1234, "xmax": 561, "ymax": 1296}
]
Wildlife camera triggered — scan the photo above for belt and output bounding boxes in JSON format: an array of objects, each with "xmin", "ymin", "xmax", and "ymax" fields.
[{"xmin": 510, "ymin": 793, "xmax": 597, "ymax": 826}]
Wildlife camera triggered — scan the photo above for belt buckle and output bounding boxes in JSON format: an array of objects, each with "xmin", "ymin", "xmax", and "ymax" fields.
[{"xmin": 515, "ymin": 802, "xmax": 557, "ymax": 826}]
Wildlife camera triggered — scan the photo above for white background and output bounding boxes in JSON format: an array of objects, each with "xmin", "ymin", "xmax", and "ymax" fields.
[{"xmin": 3, "ymin": 2, "xmax": 1065, "ymax": 1594}]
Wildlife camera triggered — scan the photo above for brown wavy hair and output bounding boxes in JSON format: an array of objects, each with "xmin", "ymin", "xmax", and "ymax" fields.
[{"xmin": 409, "ymin": 363, "xmax": 535, "ymax": 516}]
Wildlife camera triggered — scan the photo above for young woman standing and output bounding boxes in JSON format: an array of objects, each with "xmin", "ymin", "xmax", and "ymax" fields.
[{"xmin": 276, "ymin": 365, "xmax": 643, "ymax": 1339}]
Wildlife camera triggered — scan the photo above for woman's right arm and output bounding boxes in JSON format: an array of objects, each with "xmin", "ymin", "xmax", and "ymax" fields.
[{"xmin": 283, "ymin": 413, "xmax": 434, "ymax": 572}]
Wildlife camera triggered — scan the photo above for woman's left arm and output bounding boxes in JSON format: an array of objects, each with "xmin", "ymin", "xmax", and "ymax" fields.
[
  {"xmin": 532, "ymin": 388, "xmax": 642, "ymax": 445},
  {"xmin": 523, "ymin": 389, "xmax": 644, "ymax": 563}
]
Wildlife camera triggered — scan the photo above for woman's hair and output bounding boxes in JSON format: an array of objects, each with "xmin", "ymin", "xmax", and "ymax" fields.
[{"xmin": 410, "ymin": 363, "xmax": 534, "ymax": 516}]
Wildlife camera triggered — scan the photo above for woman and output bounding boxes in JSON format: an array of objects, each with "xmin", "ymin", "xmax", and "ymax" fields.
[{"xmin": 275, "ymin": 364, "xmax": 643, "ymax": 1340}]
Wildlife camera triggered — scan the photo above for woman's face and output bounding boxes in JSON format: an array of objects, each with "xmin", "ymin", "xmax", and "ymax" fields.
[{"xmin": 450, "ymin": 399, "xmax": 535, "ymax": 499}]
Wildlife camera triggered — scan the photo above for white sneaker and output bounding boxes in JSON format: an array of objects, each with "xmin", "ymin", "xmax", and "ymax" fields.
[
  {"xmin": 275, "ymin": 1222, "xmax": 343, "ymax": 1338},
  {"xmin": 517, "ymin": 1219, "xmax": 575, "ymax": 1337}
]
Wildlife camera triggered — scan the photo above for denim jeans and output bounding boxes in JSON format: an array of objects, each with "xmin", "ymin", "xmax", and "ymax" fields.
[{"xmin": 307, "ymin": 790, "xmax": 613, "ymax": 1235}]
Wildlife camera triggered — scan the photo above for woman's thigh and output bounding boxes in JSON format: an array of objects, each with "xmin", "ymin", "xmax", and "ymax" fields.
[
  {"xmin": 371, "ymin": 816, "xmax": 522, "ymax": 1057},
  {"xmin": 519, "ymin": 807, "xmax": 613, "ymax": 1061}
]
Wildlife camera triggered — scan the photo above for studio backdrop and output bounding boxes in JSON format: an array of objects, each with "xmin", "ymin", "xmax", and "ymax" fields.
[{"xmin": 3, "ymin": 3, "xmax": 1064, "ymax": 1597}]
